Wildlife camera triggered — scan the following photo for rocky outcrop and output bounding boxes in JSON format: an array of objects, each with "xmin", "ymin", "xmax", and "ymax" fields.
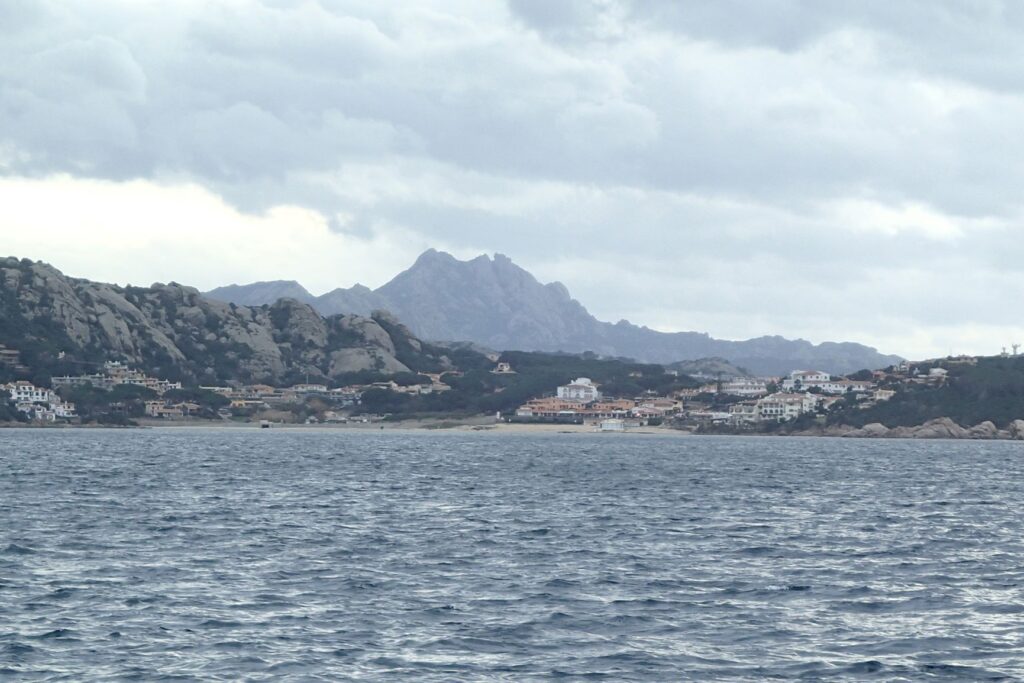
[
  {"xmin": 841, "ymin": 417, "xmax": 1018, "ymax": 440},
  {"xmin": 904, "ymin": 418, "xmax": 970, "ymax": 439},
  {"xmin": 206, "ymin": 249, "xmax": 902, "ymax": 375},
  {"xmin": 0, "ymin": 257, "xmax": 458, "ymax": 385},
  {"xmin": 844, "ymin": 422, "xmax": 890, "ymax": 438},
  {"xmin": 968, "ymin": 421, "xmax": 999, "ymax": 439}
]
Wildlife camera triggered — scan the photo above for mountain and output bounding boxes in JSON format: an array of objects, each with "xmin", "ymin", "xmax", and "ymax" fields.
[
  {"xmin": 205, "ymin": 280, "xmax": 315, "ymax": 307},
  {"xmin": 206, "ymin": 249, "xmax": 902, "ymax": 375},
  {"xmin": 666, "ymin": 357, "xmax": 752, "ymax": 378},
  {"xmin": 0, "ymin": 257, "xmax": 468, "ymax": 386}
]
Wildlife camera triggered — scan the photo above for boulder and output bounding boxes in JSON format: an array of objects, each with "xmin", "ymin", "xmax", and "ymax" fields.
[
  {"xmin": 1009, "ymin": 420, "xmax": 1024, "ymax": 440},
  {"xmin": 844, "ymin": 422, "xmax": 889, "ymax": 438},
  {"xmin": 909, "ymin": 417, "xmax": 968, "ymax": 439},
  {"xmin": 823, "ymin": 424, "xmax": 856, "ymax": 437},
  {"xmin": 967, "ymin": 421, "xmax": 999, "ymax": 439}
]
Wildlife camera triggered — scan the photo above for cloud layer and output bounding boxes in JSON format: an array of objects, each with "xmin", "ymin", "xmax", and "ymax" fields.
[{"xmin": 2, "ymin": 0, "xmax": 1024, "ymax": 359}]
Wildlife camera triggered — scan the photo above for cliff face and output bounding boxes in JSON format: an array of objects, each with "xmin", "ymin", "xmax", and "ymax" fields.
[
  {"xmin": 207, "ymin": 250, "xmax": 902, "ymax": 375},
  {"xmin": 0, "ymin": 257, "xmax": 456, "ymax": 385}
]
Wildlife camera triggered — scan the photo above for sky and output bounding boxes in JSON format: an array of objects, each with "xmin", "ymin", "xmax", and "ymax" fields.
[{"xmin": 2, "ymin": 0, "xmax": 1024, "ymax": 360}]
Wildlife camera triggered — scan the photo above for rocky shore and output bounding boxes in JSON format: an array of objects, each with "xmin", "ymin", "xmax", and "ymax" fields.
[{"xmin": 797, "ymin": 417, "xmax": 1024, "ymax": 440}]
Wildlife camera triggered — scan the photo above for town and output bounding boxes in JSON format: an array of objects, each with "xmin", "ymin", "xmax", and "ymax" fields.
[
  {"xmin": 0, "ymin": 339, "xmax": 975, "ymax": 431},
  {"xmin": 511, "ymin": 362, "xmax": 931, "ymax": 431}
]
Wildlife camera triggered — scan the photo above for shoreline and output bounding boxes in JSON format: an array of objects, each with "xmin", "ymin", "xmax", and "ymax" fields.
[{"xmin": 5, "ymin": 416, "xmax": 1024, "ymax": 440}]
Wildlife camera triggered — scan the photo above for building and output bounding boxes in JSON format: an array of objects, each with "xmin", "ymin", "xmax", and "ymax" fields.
[
  {"xmin": 5, "ymin": 381, "xmax": 52, "ymax": 404},
  {"xmin": 598, "ymin": 418, "xmax": 626, "ymax": 432},
  {"xmin": 516, "ymin": 397, "xmax": 589, "ymax": 418},
  {"xmin": 491, "ymin": 362, "xmax": 515, "ymax": 374},
  {"xmin": 557, "ymin": 377, "xmax": 601, "ymax": 402},
  {"xmin": 290, "ymin": 383, "xmax": 328, "ymax": 394},
  {"xmin": 729, "ymin": 401, "xmax": 760, "ymax": 426},
  {"xmin": 757, "ymin": 393, "xmax": 817, "ymax": 422},
  {"xmin": 52, "ymin": 361, "xmax": 182, "ymax": 395},
  {"xmin": 782, "ymin": 370, "xmax": 831, "ymax": 391},
  {"xmin": 816, "ymin": 380, "xmax": 873, "ymax": 395},
  {"xmin": 720, "ymin": 379, "xmax": 770, "ymax": 397},
  {"xmin": 873, "ymin": 389, "xmax": 896, "ymax": 402},
  {"xmin": 144, "ymin": 401, "xmax": 201, "ymax": 419},
  {"xmin": 2, "ymin": 381, "xmax": 76, "ymax": 421}
]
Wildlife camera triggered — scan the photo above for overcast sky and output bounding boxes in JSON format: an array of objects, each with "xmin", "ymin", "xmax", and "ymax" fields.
[{"xmin": 3, "ymin": 0, "xmax": 1024, "ymax": 359}]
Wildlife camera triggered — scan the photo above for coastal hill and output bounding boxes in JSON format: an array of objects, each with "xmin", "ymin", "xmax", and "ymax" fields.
[
  {"xmin": 207, "ymin": 249, "xmax": 901, "ymax": 375},
  {"xmin": 0, "ymin": 257, "xmax": 469, "ymax": 386}
]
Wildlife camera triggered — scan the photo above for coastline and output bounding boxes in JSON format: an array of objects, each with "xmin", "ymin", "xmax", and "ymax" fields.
[
  {"xmin": 6, "ymin": 415, "xmax": 1024, "ymax": 440},
  {"xmin": 1, "ymin": 417, "xmax": 689, "ymax": 437}
]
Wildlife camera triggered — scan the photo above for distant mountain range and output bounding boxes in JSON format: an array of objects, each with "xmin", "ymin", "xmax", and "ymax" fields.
[{"xmin": 206, "ymin": 249, "xmax": 902, "ymax": 375}]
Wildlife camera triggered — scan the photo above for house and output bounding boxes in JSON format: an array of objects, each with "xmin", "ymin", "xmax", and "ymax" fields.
[
  {"xmin": 782, "ymin": 370, "xmax": 831, "ymax": 391},
  {"xmin": 230, "ymin": 399, "xmax": 269, "ymax": 410},
  {"xmin": 516, "ymin": 397, "xmax": 587, "ymax": 418},
  {"xmin": 729, "ymin": 402, "xmax": 760, "ymax": 426},
  {"xmin": 638, "ymin": 398, "xmax": 681, "ymax": 414},
  {"xmin": 557, "ymin": 378, "xmax": 601, "ymax": 402},
  {"xmin": 720, "ymin": 379, "xmax": 770, "ymax": 397},
  {"xmin": 817, "ymin": 380, "xmax": 873, "ymax": 395},
  {"xmin": 52, "ymin": 361, "xmax": 181, "ymax": 395},
  {"xmin": 757, "ymin": 393, "xmax": 817, "ymax": 422},
  {"xmin": 598, "ymin": 418, "xmax": 626, "ymax": 432},
  {"xmin": 873, "ymin": 389, "xmax": 896, "ymax": 402},
  {"xmin": 3, "ymin": 382, "xmax": 77, "ymax": 421},
  {"xmin": 291, "ymin": 383, "xmax": 328, "ymax": 394},
  {"xmin": 491, "ymin": 362, "xmax": 515, "ymax": 374},
  {"xmin": 4, "ymin": 381, "xmax": 53, "ymax": 404},
  {"xmin": 145, "ymin": 401, "xmax": 181, "ymax": 418}
]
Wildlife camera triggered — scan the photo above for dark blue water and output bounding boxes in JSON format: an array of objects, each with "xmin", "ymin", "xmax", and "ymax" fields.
[{"xmin": 2, "ymin": 429, "xmax": 1024, "ymax": 681}]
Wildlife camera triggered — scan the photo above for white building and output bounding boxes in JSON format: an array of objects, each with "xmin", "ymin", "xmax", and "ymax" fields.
[
  {"xmin": 782, "ymin": 370, "xmax": 831, "ymax": 391},
  {"xmin": 757, "ymin": 393, "xmax": 817, "ymax": 422},
  {"xmin": 3, "ymin": 382, "xmax": 76, "ymax": 421},
  {"xmin": 720, "ymin": 379, "xmax": 770, "ymax": 397},
  {"xmin": 817, "ymin": 380, "xmax": 873, "ymax": 395},
  {"xmin": 557, "ymin": 377, "xmax": 602, "ymax": 402},
  {"xmin": 729, "ymin": 402, "xmax": 760, "ymax": 426},
  {"xmin": 4, "ymin": 381, "xmax": 53, "ymax": 404},
  {"xmin": 291, "ymin": 383, "xmax": 328, "ymax": 394}
]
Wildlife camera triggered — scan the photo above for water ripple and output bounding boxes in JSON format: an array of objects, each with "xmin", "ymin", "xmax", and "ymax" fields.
[{"xmin": 2, "ymin": 429, "xmax": 1023, "ymax": 680}]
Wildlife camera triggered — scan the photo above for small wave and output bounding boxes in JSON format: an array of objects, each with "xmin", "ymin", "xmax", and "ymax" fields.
[
  {"xmin": 31, "ymin": 629, "xmax": 77, "ymax": 640},
  {"xmin": 199, "ymin": 619, "xmax": 243, "ymax": 629},
  {"xmin": 3, "ymin": 543, "xmax": 35, "ymax": 555}
]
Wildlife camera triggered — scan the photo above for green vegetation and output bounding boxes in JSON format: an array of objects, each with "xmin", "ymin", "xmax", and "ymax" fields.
[
  {"xmin": 0, "ymin": 398, "xmax": 28, "ymax": 423},
  {"xmin": 353, "ymin": 351, "xmax": 699, "ymax": 418},
  {"xmin": 830, "ymin": 356, "xmax": 1024, "ymax": 428}
]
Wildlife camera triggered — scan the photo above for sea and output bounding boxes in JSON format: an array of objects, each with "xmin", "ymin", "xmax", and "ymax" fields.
[{"xmin": 2, "ymin": 428, "xmax": 1023, "ymax": 681}]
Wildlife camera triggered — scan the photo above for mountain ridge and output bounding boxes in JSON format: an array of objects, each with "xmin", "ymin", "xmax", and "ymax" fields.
[
  {"xmin": 0, "ymin": 256, "xmax": 466, "ymax": 387},
  {"xmin": 205, "ymin": 250, "xmax": 902, "ymax": 375}
]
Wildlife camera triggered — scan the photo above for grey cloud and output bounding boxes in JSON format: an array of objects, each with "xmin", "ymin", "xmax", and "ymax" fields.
[{"xmin": 2, "ymin": 0, "xmax": 1024, "ymax": 355}]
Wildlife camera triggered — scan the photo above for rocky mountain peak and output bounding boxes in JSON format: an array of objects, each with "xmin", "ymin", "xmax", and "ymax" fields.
[{"xmin": 203, "ymin": 249, "xmax": 902, "ymax": 374}]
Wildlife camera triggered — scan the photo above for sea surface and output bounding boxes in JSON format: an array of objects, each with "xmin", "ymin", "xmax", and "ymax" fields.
[{"xmin": 2, "ymin": 429, "xmax": 1024, "ymax": 681}]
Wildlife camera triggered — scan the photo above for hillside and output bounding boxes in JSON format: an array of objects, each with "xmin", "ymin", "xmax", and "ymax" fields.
[
  {"xmin": 665, "ymin": 357, "xmax": 751, "ymax": 378},
  {"xmin": 0, "ymin": 257, "xmax": 467, "ymax": 387},
  {"xmin": 207, "ymin": 249, "xmax": 901, "ymax": 375},
  {"xmin": 828, "ymin": 356, "xmax": 1024, "ymax": 430}
]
